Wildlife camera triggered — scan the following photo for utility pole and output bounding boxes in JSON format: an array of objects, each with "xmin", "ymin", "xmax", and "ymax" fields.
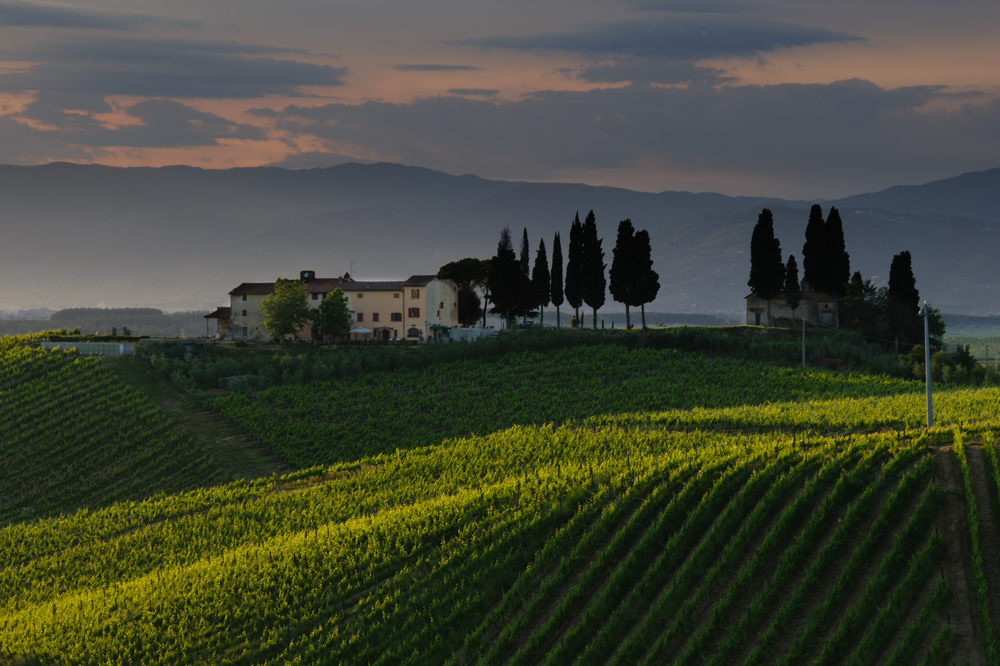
[
  {"xmin": 920, "ymin": 301, "xmax": 933, "ymax": 428},
  {"xmin": 801, "ymin": 317, "xmax": 806, "ymax": 369}
]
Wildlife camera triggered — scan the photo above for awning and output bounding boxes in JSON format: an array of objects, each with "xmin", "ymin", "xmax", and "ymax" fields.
[{"xmin": 350, "ymin": 327, "xmax": 374, "ymax": 334}]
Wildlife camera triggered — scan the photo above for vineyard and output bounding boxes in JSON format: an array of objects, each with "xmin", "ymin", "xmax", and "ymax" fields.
[
  {"xmin": 210, "ymin": 346, "xmax": 921, "ymax": 466},
  {"xmin": 0, "ymin": 337, "xmax": 228, "ymax": 525},
  {"xmin": 2, "ymin": 330, "xmax": 1000, "ymax": 663}
]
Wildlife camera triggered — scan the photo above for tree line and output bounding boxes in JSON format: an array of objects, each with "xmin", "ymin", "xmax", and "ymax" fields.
[
  {"xmin": 440, "ymin": 211, "xmax": 660, "ymax": 330},
  {"xmin": 747, "ymin": 204, "xmax": 943, "ymax": 348}
]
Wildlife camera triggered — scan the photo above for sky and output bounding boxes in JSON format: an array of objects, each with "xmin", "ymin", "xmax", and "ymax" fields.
[{"xmin": 0, "ymin": 0, "xmax": 998, "ymax": 198}]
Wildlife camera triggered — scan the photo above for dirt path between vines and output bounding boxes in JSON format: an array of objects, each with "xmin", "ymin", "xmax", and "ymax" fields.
[
  {"xmin": 104, "ymin": 357, "xmax": 286, "ymax": 480},
  {"xmin": 935, "ymin": 446, "xmax": 984, "ymax": 665}
]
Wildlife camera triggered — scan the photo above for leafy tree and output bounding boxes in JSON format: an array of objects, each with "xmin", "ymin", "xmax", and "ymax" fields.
[
  {"xmin": 565, "ymin": 213, "xmax": 584, "ymax": 322},
  {"xmin": 609, "ymin": 218, "xmax": 636, "ymax": 329},
  {"xmin": 784, "ymin": 255, "xmax": 802, "ymax": 324},
  {"xmin": 581, "ymin": 210, "xmax": 606, "ymax": 330},
  {"xmin": 488, "ymin": 227, "xmax": 520, "ymax": 328},
  {"xmin": 841, "ymin": 271, "xmax": 885, "ymax": 339},
  {"xmin": 438, "ymin": 258, "xmax": 488, "ymax": 326},
  {"xmin": 747, "ymin": 208, "xmax": 784, "ymax": 325},
  {"xmin": 315, "ymin": 288, "xmax": 352, "ymax": 341},
  {"xmin": 531, "ymin": 238, "xmax": 550, "ymax": 326},
  {"xmin": 887, "ymin": 250, "xmax": 920, "ymax": 344},
  {"xmin": 550, "ymin": 232, "xmax": 564, "ymax": 328},
  {"xmin": 260, "ymin": 278, "xmax": 311, "ymax": 341},
  {"xmin": 633, "ymin": 229, "xmax": 660, "ymax": 330}
]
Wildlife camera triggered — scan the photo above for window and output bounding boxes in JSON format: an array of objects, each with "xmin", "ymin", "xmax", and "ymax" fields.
[
  {"xmin": 408, "ymin": 307, "xmax": 420, "ymax": 318},
  {"xmin": 411, "ymin": 289, "xmax": 420, "ymax": 298},
  {"xmin": 311, "ymin": 293, "xmax": 318, "ymax": 301},
  {"xmin": 372, "ymin": 313, "xmax": 380, "ymax": 322},
  {"xmin": 357, "ymin": 293, "xmax": 364, "ymax": 298},
  {"xmin": 439, "ymin": 301, "xmax": 444, "ymax": 309},
  {"xmin": 241, "ymin": 326, "xmax": 248, "ymax": 337},
  {"xmin": 242, "ymin": 310, "xmax": 247, "ymax": 317},
  {"xmin": 357, "ymin": 313, "xmax": 364, "ymax": 322},
  {"xmin": 391, "ymin": 312, "xmax": 402, "ymax": 322},
  {"xmin": 242, "ymin": 295, "xmax": 247, "ymax": 301},
  {"xmin": 394, "ymin": 293, "xmax": 400, "ymax": 299}
]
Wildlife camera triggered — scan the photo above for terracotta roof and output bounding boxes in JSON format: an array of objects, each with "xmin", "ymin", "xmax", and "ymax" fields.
[
  {"xmin": 204, "ymin": 307, "xmax": 232, "ymax": 319},
  {"xmin": 403, "ymin": 275, "xmax": 437, "ymax": 286},
  {"xmin": 345, "ymin": 281, "xmax": 406, "ymax": 292},
  {"xmin": 304, "ymin": 278, "xmax": 348, "ymax": 292},
  {"xmin": 229, "ymin": 282, "xmax": 275, "ymax": 296},
  {"xmin": 745, "ymin": 290, "xmax": 835, "ymax": 302}
]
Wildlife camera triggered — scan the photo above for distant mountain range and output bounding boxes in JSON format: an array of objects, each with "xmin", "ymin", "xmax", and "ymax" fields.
[{"xmin": 0, "ymin": 162, "xmax": 997, "ymax": 315}]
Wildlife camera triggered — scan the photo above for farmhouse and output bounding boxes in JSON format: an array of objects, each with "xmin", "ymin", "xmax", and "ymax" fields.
[
  {"xmin": 745, "ymin": 284, "xmax": 837, "ymax": 327},
  {"xmin": 224, "ymin": 270, "xmax": 458, "ymax": 341}
]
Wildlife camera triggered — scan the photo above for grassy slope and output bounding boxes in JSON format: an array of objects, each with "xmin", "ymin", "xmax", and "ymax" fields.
[{"xmin": 2, "ymin": 330, "xmax": 1000, "ymax": 663}]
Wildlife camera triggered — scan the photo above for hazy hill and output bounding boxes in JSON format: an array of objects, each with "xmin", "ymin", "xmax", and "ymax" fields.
[
  {"xmin": 834, "ymin": 167, "xmax": 1000, "ymax": 222},
  {"xmin": 0, "ymin": 162, "xmax": 996, "ymax": 314}
]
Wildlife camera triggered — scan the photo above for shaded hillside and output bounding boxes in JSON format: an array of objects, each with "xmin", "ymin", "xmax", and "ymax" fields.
[
  {"xmin": 0, "ymin": 161, "xmax": 997, "ymax": 314},
  {"xmin": 835, "ymin": 167, "xmax": 1000, "ymax": 222}
]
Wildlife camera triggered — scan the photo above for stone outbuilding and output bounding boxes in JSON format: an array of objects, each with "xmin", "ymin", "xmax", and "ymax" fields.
[{"xmin": 745, "ymin": 286, "xmax": 837, "ymax": 327}]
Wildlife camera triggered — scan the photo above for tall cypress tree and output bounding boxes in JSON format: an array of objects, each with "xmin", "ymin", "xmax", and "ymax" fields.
[
  {"xmin": 516, "ymin": 228, "xmax": 533, "ymax": 321},
  {"xmin": 824, "ymin": 207, "xmax": 850, "ymax": 327},
  {"xmin": 824, "ymin": 207, "xmax": 850, "ymax": 295},
  {"xmin": 488, "ymin": 227, "xmax": 519, "ymax": 328},
  {"xmin": 531, "ymin": 238, "xmax": 550, "ymax": 326},
  {"xmin": 550, "ymin": 232, "xmax": 564, "ymax": 328},
  {"xmin": 581, "ymin": 210, "xmax": 606, "ymax": 330},
  {"xmin": 633, "ymin": 229, "xmax": 659, "ymax": 330},
  {"xmin": 801, "ymin": 204, "xmax": 826, "ymax": 322},
  {"xmin": 565, "ymin": 213, "xmax": 584, "ymax": 323},
  {"xmin": 785, "ymin": 254, "xmax": 802, "ymax": 324},
  {"xmin": 609, "ymin": 218, "xmax": 636, "ymax": 329},
  {"xmin": 802, "ymin": 204, "xmax": 826, "ymax": 289},
  {"xmin": 748, "ymin": 208, "xmax": 784, "ymax": 325},
  {"xmin": 887, "ymin": 250, "xmax": 920, "ymax": 344}
]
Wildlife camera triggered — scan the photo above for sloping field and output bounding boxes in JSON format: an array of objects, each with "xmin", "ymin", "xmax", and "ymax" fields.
[
  {"xmin": 211, "ymin": 345, "xmax": 919, "ymax": 466},
  {"xmin": 0, "ymin": 423, "xmax": 997, "ymax": 663},
  {"xmin": 0, "ymin": 338, "xmax": 227, "ymax": 525},
  {"xmin": 2, "ymin": 333, "xmax": 1000, "ymax": 664}
]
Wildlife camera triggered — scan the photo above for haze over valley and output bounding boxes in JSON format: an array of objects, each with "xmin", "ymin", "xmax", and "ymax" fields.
[{"xmin": 1, "ymin": 161, "xmax": 997, "ymax": 316}]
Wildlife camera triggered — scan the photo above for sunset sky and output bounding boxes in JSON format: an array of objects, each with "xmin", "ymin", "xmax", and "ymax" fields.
[{"xmin": 1, "ymin": 0, "xmax": 998, "ymax": 198}]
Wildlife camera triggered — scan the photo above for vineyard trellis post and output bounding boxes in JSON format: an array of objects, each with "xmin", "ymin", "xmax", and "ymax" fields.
[{"xmin": 920, "ymin": 301, "xmax": 933, "ymax": 429}]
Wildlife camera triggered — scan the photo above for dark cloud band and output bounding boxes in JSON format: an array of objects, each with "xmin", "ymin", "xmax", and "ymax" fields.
[
  {"xmin": 0, "ymin": 0, "xmax": 199, "ymax": 29},
  {"xmin": 393, "ymin": 64, "xmax": 480, "ymax": 72}
]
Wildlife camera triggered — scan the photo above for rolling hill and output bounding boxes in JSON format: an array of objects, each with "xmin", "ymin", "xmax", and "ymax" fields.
[{"xmin": 0, "ymin": 162, "xmax": 997, "ymax": 314}]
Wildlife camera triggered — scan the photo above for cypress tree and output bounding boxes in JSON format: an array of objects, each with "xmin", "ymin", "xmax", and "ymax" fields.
[
  {"xmin": 802, "ymin": 204, "xmax": 826, "ymax": 289},
  {"xmin": 550, "ymin": 232, "xmax": 564, "ymax": 328},
  {"xmin": 488, "ymin": 227, "xmax": 519, "ymax": 328},
  {"xmin": 517, "ymin": 228, "xmax": 534, "ymax": 321},
  {"xmin": 581, "ymin": 210, "xmax": 606, "ymax": 330},
  {"xmin": 748, "ymin": 208, "xmax": 784, "ymax": 325},
  {"xmin": 565, "ymin": 213, "xmax": 584, "ymax": 323},
  {"xmin": 785, "ymin": 255, "xmax": 801, "ymax": 324},
  {"xmin": 532, "ymin": 238, "xmax": 550, "ymax": 326},
  {"xmin": 887, "ymin": 250, "xmax": 920, "ymax": 344},
  {"xmin": 802, "ymin": 204, "xmax": 826, "ymax": 323},
  {"xmin": 609, "ymin": 218, "xmax": 636, "ymax": 329},
  {"xmin": 633, "ymin": 229, "xmax": 659, "ymax": 330},
  {"xmin": 824, "ymin": 207, "xmax": 850, "ymax": 295}
]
